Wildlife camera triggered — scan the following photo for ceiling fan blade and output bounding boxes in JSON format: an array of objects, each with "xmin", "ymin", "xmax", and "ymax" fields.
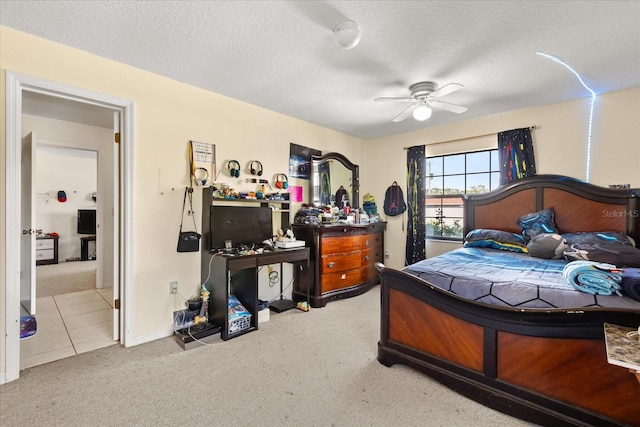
[
  {"xmin": 375, "ymin": 97, "xmax": 414, "ymax": 103},
  {"xmin": 429, "ymin": 83, "xmax": 463, "ymax": 99},
  {"xmin": 392, "ymin": 104, "xmax": 417, "ymax": 122},
  {"xmin": 429, "ymin": 100, "xmax": 468, "ymax": 114}
]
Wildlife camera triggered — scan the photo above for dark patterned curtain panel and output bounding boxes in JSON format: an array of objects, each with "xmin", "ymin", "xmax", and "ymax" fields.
[
  {"xmin": 406, "ymin": 145, "xmax": 426, "ymax": 265},
  {"xmin": 498, "ymin": 127, "xmax": 536, "ymax": 184}
]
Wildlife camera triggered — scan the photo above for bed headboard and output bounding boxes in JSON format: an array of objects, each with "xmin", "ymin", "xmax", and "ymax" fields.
[{"xmin": 463, "ymin": 175, "xmax": 640, "ymax": 243}]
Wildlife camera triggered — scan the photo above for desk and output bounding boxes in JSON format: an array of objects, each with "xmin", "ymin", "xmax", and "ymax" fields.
[{"xmin": 203, "ymin": 248, "xmax": 310, "ymax": 340}]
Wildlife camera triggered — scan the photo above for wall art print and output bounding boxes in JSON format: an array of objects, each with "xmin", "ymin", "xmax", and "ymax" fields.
[{"xmin": 289, "ymin": 143, "xmax": 321, "ymax": 180}]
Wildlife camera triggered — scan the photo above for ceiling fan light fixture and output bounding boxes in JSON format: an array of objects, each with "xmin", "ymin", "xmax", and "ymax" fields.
[
  {"xmin": 333, "ymin": 20, "xmax": 361, "ymax": 49},
  {"xmin": 413, "ymin": 105, "xmax": 432, "ymax": 121}
]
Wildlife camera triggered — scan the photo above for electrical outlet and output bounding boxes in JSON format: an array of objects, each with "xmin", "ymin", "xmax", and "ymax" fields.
[{"xmin": 170, "ymin": 281, "xmax": 178, "ymax": 294}]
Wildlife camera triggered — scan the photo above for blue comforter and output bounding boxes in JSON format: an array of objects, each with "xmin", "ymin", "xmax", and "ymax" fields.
[{"xmin": 403, "ymin": 247, "xmax": 640, "ymax": 310}]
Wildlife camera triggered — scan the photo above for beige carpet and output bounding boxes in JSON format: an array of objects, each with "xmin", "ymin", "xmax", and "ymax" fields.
[
  {"xmin": 0, "ymin": 285, "xmax": 528, "ymax": 427},
  {"xmin": 36, "ymin": 260, "xmax": 97, "ymax": 298}
]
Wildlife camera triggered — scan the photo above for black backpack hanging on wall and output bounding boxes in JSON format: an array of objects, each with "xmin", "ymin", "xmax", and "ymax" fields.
[{"xmin": 383, "ymin": 181, "xmax": 407, "ymax": 216}]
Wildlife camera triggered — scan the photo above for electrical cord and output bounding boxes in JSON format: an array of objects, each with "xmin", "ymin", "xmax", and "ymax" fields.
[
  {"xmin": 268, "ymin": 276, "xmax": 295, "ymax": 303},
  {"xmin": 201, "ymin": 251, "xmax": 222, "ymax": 287},
  {"xmin": 186, "ymin": 325, "xmax": 216, "ymax": 346},
  {"xmin": 268, "ymin": 270, "xmax": 279, "ymax": 287},
  {"xmin": 169, "ymin": 251, "xmax": 222, "ymax": 347},
  {"xmin": 172, "ymin": 309, "xmax": 216, "ymax": 347}
]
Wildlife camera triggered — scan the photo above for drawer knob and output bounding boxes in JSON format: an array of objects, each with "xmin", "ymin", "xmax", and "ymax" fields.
[
  {"xmin": 328, "ymin": 262, "xmax": 335, "ymax": 268},
  {"xmin": 365, "ymin": 240, "xmax": 370, "ymax": 246},
  {"xmin": 365, "ymin": 255, "xmax": 370, "ymax": 261}
]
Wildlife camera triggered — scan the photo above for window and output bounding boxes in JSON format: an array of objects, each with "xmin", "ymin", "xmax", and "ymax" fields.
[{"xmin": 426, "ymin": 149, "xmax": 499, "ymax": 240}]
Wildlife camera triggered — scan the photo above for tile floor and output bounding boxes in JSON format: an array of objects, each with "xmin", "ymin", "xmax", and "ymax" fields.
[{"xmin": 20, "ymin": 288, "xmax": 117, "ymax": 370}]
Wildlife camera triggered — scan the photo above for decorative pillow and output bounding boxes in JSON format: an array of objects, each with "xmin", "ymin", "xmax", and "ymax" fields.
[
  {"xmin": 464, "ymin": 229, "xmax": 528, "ymax": 253},
  {"xmin": 562, "ymin": 231, "xmax": 636, "ymax": 247},
  {"xmin": 527, "ymin": 233, "xmax": 568, "ymax": 259},
  {"xmin": 563, "ymin": 242, "xmax": 640, "ymax": 267},
  {"xmin": 517, "ymin": 208, "xmax": 558, "ymax": 240}
]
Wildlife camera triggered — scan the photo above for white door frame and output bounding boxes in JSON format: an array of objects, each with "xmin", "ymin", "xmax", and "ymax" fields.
[{"xmin": 3, "ymin": 71, "xmax": 135, "ymax": 384}]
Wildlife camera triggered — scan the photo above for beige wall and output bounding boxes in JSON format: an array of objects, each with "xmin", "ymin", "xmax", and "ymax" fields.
[
  {"xmin": 366, "ymin": 87, "xmax": 640, "ymax": 267},
  {"xmin": 0, "ymin": 26, "xmax": 366, "ymax": 366},
  {"xmin": 2, "ymin": 25, "xmax": 639, "ymax": 379}
]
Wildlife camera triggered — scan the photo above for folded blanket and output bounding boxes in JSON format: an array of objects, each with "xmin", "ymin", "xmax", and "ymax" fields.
[
  {"xmin": 621, "ymin": 268, "xmax": 640, "ymax": 301},
  {"xmin": 562, "ymin": 261, "xmax": 623, "ymax": 296}
]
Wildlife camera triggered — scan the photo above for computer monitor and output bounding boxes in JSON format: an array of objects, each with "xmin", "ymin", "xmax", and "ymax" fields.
[{"xmin": 210, "ymin": 205, "xmax": 273, "ymax": 250}]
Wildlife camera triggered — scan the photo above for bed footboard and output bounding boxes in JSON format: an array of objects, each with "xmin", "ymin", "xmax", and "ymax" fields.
[{"xmin": 378, "ymin": 267, "xmax": 640, "ymax": 427}]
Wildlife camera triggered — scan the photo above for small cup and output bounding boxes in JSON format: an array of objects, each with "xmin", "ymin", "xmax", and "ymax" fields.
[{"xmin": 224, "ymin": 240, "xmax": 233, "ymax": 250}]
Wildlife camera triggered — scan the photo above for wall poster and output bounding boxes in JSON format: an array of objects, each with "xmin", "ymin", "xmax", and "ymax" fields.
[
  {"xmin": 189, "ymin": 140, "xmax": 215, "ymax": 187},
  {"xmin": 289, "ymin": 143, "xmax": 320, "ymax": 180}
]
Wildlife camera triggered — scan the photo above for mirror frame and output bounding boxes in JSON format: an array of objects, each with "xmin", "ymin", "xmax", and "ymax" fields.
[{"xmin": 310, "ymin": 152, "xmax": 360, "ymax": 209}]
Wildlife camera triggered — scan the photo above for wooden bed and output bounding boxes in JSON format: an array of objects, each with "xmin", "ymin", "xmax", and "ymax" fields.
[{"xmin": 377, "ymin": 175, "xmax": 640, "ymax": 427}]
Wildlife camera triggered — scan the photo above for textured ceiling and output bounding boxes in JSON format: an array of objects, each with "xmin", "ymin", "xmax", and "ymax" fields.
[{"xmin": 2, "ymin": 0, "xmax": 639, "ymax": 139}]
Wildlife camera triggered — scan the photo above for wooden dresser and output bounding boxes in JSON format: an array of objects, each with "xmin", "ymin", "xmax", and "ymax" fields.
[{"xmin": 292, "ymin": 222, "xmax": 386, "ymax": 307}]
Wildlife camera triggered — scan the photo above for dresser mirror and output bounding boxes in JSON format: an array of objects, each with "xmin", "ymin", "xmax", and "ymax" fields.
[{"xmin": 310, "ymin": 152, "xmax": 359, "ymax": 209}]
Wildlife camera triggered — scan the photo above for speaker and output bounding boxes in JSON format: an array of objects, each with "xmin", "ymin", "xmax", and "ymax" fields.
[
  {"xmin": 228, "ymin": 160, "xmax": 240, "ymax": 178},
  {"xmin": 275, "ymin": 173, "xmax": 289, "ymax": 189},
  {"xmin": 250, "ymin": 160, "xmax": 263, "ymax": 176}
]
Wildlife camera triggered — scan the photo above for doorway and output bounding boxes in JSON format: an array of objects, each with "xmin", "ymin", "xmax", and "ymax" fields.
[
  {"xmin": 3, "ymin": 71, "xmax": 134, "ymax": 384},
  {"xmin": 22, "ymin": 143, "xmax": 115, "ymax": 369}
]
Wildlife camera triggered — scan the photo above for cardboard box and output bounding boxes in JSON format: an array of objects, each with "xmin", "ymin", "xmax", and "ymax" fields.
[{"xmin": 258, "ymin": 308, "xmax": 270, "ymax": 323}]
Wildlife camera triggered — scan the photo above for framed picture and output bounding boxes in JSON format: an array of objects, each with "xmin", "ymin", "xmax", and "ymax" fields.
[{"xmin": 289, "ymin": 143, "xmax": 320, "ymax": 180}]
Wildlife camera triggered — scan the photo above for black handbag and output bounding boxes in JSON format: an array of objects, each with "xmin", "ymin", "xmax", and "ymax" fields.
[{"xmin": 177, "ymin": 187, "xmax": 201, "ymax": 252}]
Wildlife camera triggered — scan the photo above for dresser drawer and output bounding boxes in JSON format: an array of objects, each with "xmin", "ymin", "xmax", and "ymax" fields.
[
  {"xmin": 321, "ymin": 269, "xmax": 361, "ymax": 293},
  {"xmin": 321, "ymin": 252, "xmax": 361, "ymax": 274},
  {"xmin": 36, "ymin": 238, "xmax": 55, "ymax": 250},
  {"xmin": 361, "ymin": 233, "xmax": 383, "ymax": 250},
  {"xmin": 320, "ymin": 235, "xmax": 361, "ymax": 255},
  {"xmin": 36, "ymin": 249, "xmax": 55, "ymax": 261},
  {"xmin": 361, "ymin": 246, "xmax": 383, "ymax": 266}
]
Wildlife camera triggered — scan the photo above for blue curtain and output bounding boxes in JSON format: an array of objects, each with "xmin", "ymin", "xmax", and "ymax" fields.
[
  {"xmin": 406, "ymin": 145, "xmax": 426, "ymax": 265},
  {"xmin": 498, "ymin": 127, "xmax": 536, "ymax": 184}
]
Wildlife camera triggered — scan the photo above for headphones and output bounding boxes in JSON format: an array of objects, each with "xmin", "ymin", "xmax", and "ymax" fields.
[
  {"xmin": 228, "ymin": 160, "xmax": 240, "ymax": 178},
  {"xmin": 275, "ymin": 173, "xmax": 289, "ymax": 189},
  {"xmin": 250, "ymin": 160, "xmax": 263, "ymax": 176},
  {"xmin": 193, "ymin": 167, "xmax": 209, "ymax": 186}
]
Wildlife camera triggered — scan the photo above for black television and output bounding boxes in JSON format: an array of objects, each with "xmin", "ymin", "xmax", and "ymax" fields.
[
  {"xmin": 77, "ymin": 209, "xmax": 97, "ymax": 235},
  {"xmin": 210, "ymin": 206, "xmax": 273, "ymax": 251}
]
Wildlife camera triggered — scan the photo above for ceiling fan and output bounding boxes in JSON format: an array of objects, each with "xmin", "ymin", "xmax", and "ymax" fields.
[{"xmin": 375, "ymin": 81, "xmax": 468, "ymax": 122}]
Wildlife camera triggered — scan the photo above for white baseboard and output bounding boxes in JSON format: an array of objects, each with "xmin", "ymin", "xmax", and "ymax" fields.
[{"xmin": 125, "ymin": 327, "xmax": 174, "ymax": 347}]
